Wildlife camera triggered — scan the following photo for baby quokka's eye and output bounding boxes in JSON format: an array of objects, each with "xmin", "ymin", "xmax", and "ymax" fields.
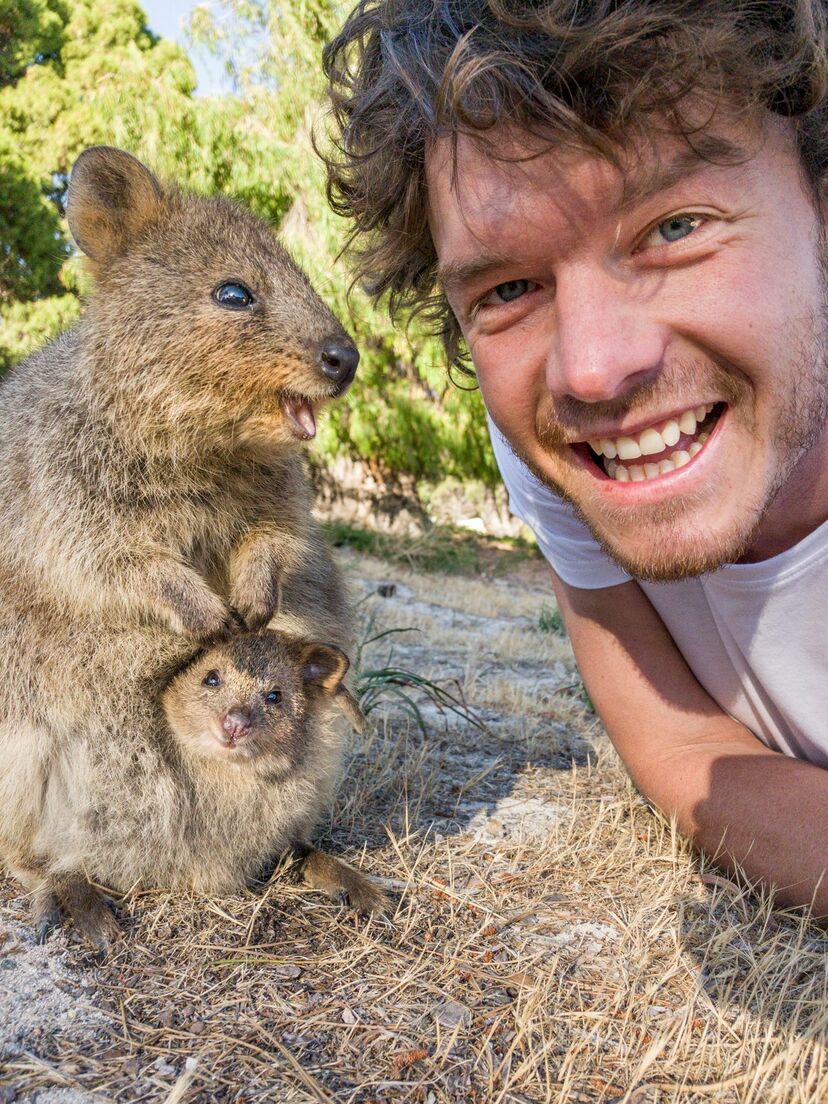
[
  {"xmin": 265, "ymin": 689, "xmax": 282, "ymax": 705},
  {"xmin": 213, "ymin": 281, "xmax": 255, "ymax": 309},
  {"xmin": 202, "ymin": 670, "xmax": 222, "ymax": 688}
]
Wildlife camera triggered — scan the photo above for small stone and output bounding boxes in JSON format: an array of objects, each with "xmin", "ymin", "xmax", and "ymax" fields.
[
  {"xmin": 433, "ymin": 1000, "xmax": 472, "ymax": 1028},
  {"xmin": 122, "ymin": 1057, "xmax": 140, "ymax": 1078},
  {"xmin": 272, "ymin": 964, "xmax": 302, "ymax": 979},
  {"xmin": 341, "ymin": 1006, "xmax": 358, "ymax": 1024},
  {"xmin": 189, "ymin": 1020, "xmax": 206, "ymax": 1035},
  {"xmin": 153, "ymin": 1056, "xmax": 177, "ymax": 1075},
  {"xmin": 158, "ymin": 1008, "xmax": 174, "ymax": 1028}
]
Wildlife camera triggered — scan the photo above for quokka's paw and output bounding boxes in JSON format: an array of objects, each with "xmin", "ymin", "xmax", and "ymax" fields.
[
  {"xmin": 229, "ymin": 593, "xmax": 278, "ymax": 633},
  {"xmin": 298, "ymin": 847, "xmax": 389, "ymax": 916},
  {"xmin": 178, "ymin": 594, "xmax": 238, "ymax": 643},
  {"xmin": 32, "ymin": 888, "xmax": 62, "ymax": 945},
  {"xmin": 229, "ymin": 569, "xmax": 281, "ymax": 633}
]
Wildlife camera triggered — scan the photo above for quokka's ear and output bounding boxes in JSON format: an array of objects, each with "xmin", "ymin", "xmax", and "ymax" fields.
[
  {"xmin": 67, "ymin": 146, "xmax": 163, "ymax": 264},
  {"xmin": 300, "ymin": 642, "xmax": 350, "ymax": 694}
]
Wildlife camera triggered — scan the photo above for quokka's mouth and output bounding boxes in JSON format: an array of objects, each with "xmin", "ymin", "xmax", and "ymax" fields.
[{"xmin": 280, "ymin": 395, "xmax": 317, "ymax": 440}]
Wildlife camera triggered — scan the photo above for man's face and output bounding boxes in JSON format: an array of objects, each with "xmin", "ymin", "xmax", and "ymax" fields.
[{"xmin": 427, "ymin": 117, "xmax": 828, "ymax": 579}]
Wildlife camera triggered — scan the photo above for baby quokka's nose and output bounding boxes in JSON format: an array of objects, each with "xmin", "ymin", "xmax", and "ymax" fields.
[
  {"xmin": 222, "ymin": 708, "xmax": 251, "ymax": 744},
  {"xmin": 318, "ymin": 338, "xmax": 359, "ymax": 388}
]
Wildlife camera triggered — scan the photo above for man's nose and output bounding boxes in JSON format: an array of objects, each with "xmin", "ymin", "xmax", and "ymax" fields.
[{"xmin": 546, "ymin": 265, "xmax": 666, "ymax": 402}]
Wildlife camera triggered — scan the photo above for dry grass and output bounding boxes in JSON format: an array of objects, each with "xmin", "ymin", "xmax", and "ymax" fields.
[{"xmin": 2, "ymin": 544, "xmax": 827, "ymax": 1103}]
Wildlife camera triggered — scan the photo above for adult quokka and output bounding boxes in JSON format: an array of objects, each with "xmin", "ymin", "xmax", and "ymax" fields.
[{"xmin": 0, "ymin": 146, "xmax": 363, "ymax": 947}]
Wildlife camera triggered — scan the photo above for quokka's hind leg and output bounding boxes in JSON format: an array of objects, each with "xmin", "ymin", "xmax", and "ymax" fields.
[
  {"xmin": 291, "ymin": 843, "xmax": 388, "ymax": 915},
  {"xmin": 48, "ymin": 873, "xmax": 121, "ymax": 956}
]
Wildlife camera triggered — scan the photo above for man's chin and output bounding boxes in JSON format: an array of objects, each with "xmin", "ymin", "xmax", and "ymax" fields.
[{"xmin": 566, "ymin": 495, "xmax": 755, "ymax": 582}]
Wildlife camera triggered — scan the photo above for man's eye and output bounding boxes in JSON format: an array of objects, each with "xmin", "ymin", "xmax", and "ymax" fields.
[
  {"xmin": 492, "ymin": 279, "xmax": 531, "ymax": 303},
  {"xmin": 645, "ymin": 214, "xmax": 703, "ymax": 247}
]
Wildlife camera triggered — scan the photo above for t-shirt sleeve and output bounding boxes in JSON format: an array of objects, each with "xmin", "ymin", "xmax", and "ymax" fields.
[{"xmin": 488, "ymin": 418, "xmax": 631, "ymax": 589}]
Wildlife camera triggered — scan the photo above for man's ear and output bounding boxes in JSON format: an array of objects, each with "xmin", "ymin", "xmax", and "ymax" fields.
[
  {"xmin": 300, "ymin": 643, "xmax": 350, "ymax": 694},
  {"xmin": 67, "ymin": 146, "xmax": 163, "ymax": 264}
]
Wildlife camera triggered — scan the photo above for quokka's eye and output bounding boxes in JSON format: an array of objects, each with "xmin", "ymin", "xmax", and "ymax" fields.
[
  {"xmin": 202, "ymin": 670, "xmax": 222, "ymax": 687},
  {"xmin": 265, "ymin": 689, "xmax": 282, "ymax": 705},
  {"xmin": 213, "ymin": 282, "xmax": 255, "ymax": 309}
]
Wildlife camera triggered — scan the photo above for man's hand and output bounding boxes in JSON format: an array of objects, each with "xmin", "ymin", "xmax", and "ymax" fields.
[{"xmin": 552, "ymin": 571, "xmax": 828, "ymax": 915}]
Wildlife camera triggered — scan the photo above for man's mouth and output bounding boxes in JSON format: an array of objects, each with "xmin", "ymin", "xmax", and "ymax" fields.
[
  {"xmin": 577, "ymin": 402, "xmax": 725, "ymax": 482},
  {"xmin": 281, "ymin": 395, "xmax": 317, "ymax": 440}
]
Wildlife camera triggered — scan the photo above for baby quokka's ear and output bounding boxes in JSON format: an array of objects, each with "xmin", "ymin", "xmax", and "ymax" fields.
[
  {"xmin": 300, "ymin": 642, "xmax": 350, "ymax": 694},
  {"xmin": 67, "ymin": 146, "xmax": 163, "ymax": 266}
]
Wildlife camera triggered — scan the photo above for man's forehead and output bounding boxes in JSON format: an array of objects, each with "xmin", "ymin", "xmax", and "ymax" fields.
[{"xmin": 429, "ymin": 124, "xmax": 752, "ymax": 213}]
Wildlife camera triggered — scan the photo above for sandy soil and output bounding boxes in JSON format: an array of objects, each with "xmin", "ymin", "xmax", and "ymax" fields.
[{"xmin": 1, "ymin": 548, "xmax": 827, "ymax": 1103}]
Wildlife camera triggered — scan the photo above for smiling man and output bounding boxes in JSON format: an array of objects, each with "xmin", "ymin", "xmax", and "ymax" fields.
[{"xmin": 323, "ymin": 1, "xmax": 828, "ymax": 911}]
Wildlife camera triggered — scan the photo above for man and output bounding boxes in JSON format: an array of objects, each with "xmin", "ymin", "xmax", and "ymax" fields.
[{"xmin": 322, "ymin": 1, "xmax": 828, "ymax": 912}]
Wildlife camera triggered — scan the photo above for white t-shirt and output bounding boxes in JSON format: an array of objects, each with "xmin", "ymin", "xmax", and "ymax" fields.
[{"xmin": 490, "ymin": 424, "xmax": 828, "ymax": 767}]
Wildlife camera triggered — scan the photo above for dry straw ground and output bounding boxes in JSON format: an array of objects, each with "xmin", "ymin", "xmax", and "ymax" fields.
[{"xmin": 2, "ymin": 536, "xmax": 828, "ymax": 1103}]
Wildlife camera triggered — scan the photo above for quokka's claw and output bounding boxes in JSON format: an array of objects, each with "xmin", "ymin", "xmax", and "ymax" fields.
[{"xmin": 33, "ymin": 889, "xmax": 62, "ymax": 944}]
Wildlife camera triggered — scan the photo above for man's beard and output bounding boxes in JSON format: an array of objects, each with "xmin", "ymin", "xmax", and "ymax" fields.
[{"xmin": 511, "ymin": 320, "xmax": 828, "ymax": 583}]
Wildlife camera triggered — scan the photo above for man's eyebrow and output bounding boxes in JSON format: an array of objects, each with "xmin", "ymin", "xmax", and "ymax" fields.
[
  {"xmin": 437, "ymin": 251, "xmax": 513, "ymax": 296},
  {"xmin": 620, "ymin": 133, "xmax": 751, "ymax": 209}
]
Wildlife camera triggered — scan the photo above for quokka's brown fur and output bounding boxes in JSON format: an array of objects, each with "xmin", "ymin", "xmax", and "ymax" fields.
[{"xmin": 0, "ymin": 146, "xmax": 372, "ymax": 949}]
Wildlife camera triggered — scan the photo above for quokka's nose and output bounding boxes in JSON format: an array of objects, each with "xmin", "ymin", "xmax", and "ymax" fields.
[
  {"xmin": 318, "ymin": 339, "xmax": 359, "ymax": 387},
  {"xmin": 222, "ymin": 709, "xmax": 251, "ymax": 742}
]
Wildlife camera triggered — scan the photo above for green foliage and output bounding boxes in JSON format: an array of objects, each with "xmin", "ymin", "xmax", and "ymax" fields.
[
  {"xmin": 0, "ymin": 295, "xmax": 81, "ymax": 371},
  {"xmin": 354, "ymin": 621, "xmax": 487, "ymax": 736},
  {"xmin": 1, "ymin": 0, "xmax": 498, "ymax": 489},
  {"xmin": 325, "ymin": 520, "xmax": 483, "ymax": 575},
  {"xmin": 537, "ymin": 604, "xmax": 564, "ymax": 634},
  {"xmin": 325, "ymin": 519, "xmax": 539, "ymax": 576}
]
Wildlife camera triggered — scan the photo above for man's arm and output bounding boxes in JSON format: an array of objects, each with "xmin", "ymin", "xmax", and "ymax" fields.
[{"xmin": 551, "ymin": 571, "xmax": 828, "ymax": 914}]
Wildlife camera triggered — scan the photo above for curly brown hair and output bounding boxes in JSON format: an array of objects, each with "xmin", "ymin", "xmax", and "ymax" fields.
[{"xmin": 322, "ymin": 0, "xmax": 828, "ymax": 371}]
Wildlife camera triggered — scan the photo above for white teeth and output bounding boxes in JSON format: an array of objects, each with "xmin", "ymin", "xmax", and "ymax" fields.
[
  {"xmin": 678, "ymin": 409, "xmax": 697, "ymax": 435},
  {"xmin": 596, "ymin": 401, "xmax": 721, "ymax": 479},
  {"xmin": 616, "ymin": 436, "xmax": 642, "ymax": 460},
  {"xmin": 639, "ymin": 428, "xmax": 665, "ymax": 456},
  {"xmin": 661, "ymin": 420, "xmax": 680, "ymax": 447}
]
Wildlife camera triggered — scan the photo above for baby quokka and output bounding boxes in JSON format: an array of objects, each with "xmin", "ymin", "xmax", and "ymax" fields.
[{"xmin": 34, "ymin": 630, "xmax": 384, "ymax": 951}]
